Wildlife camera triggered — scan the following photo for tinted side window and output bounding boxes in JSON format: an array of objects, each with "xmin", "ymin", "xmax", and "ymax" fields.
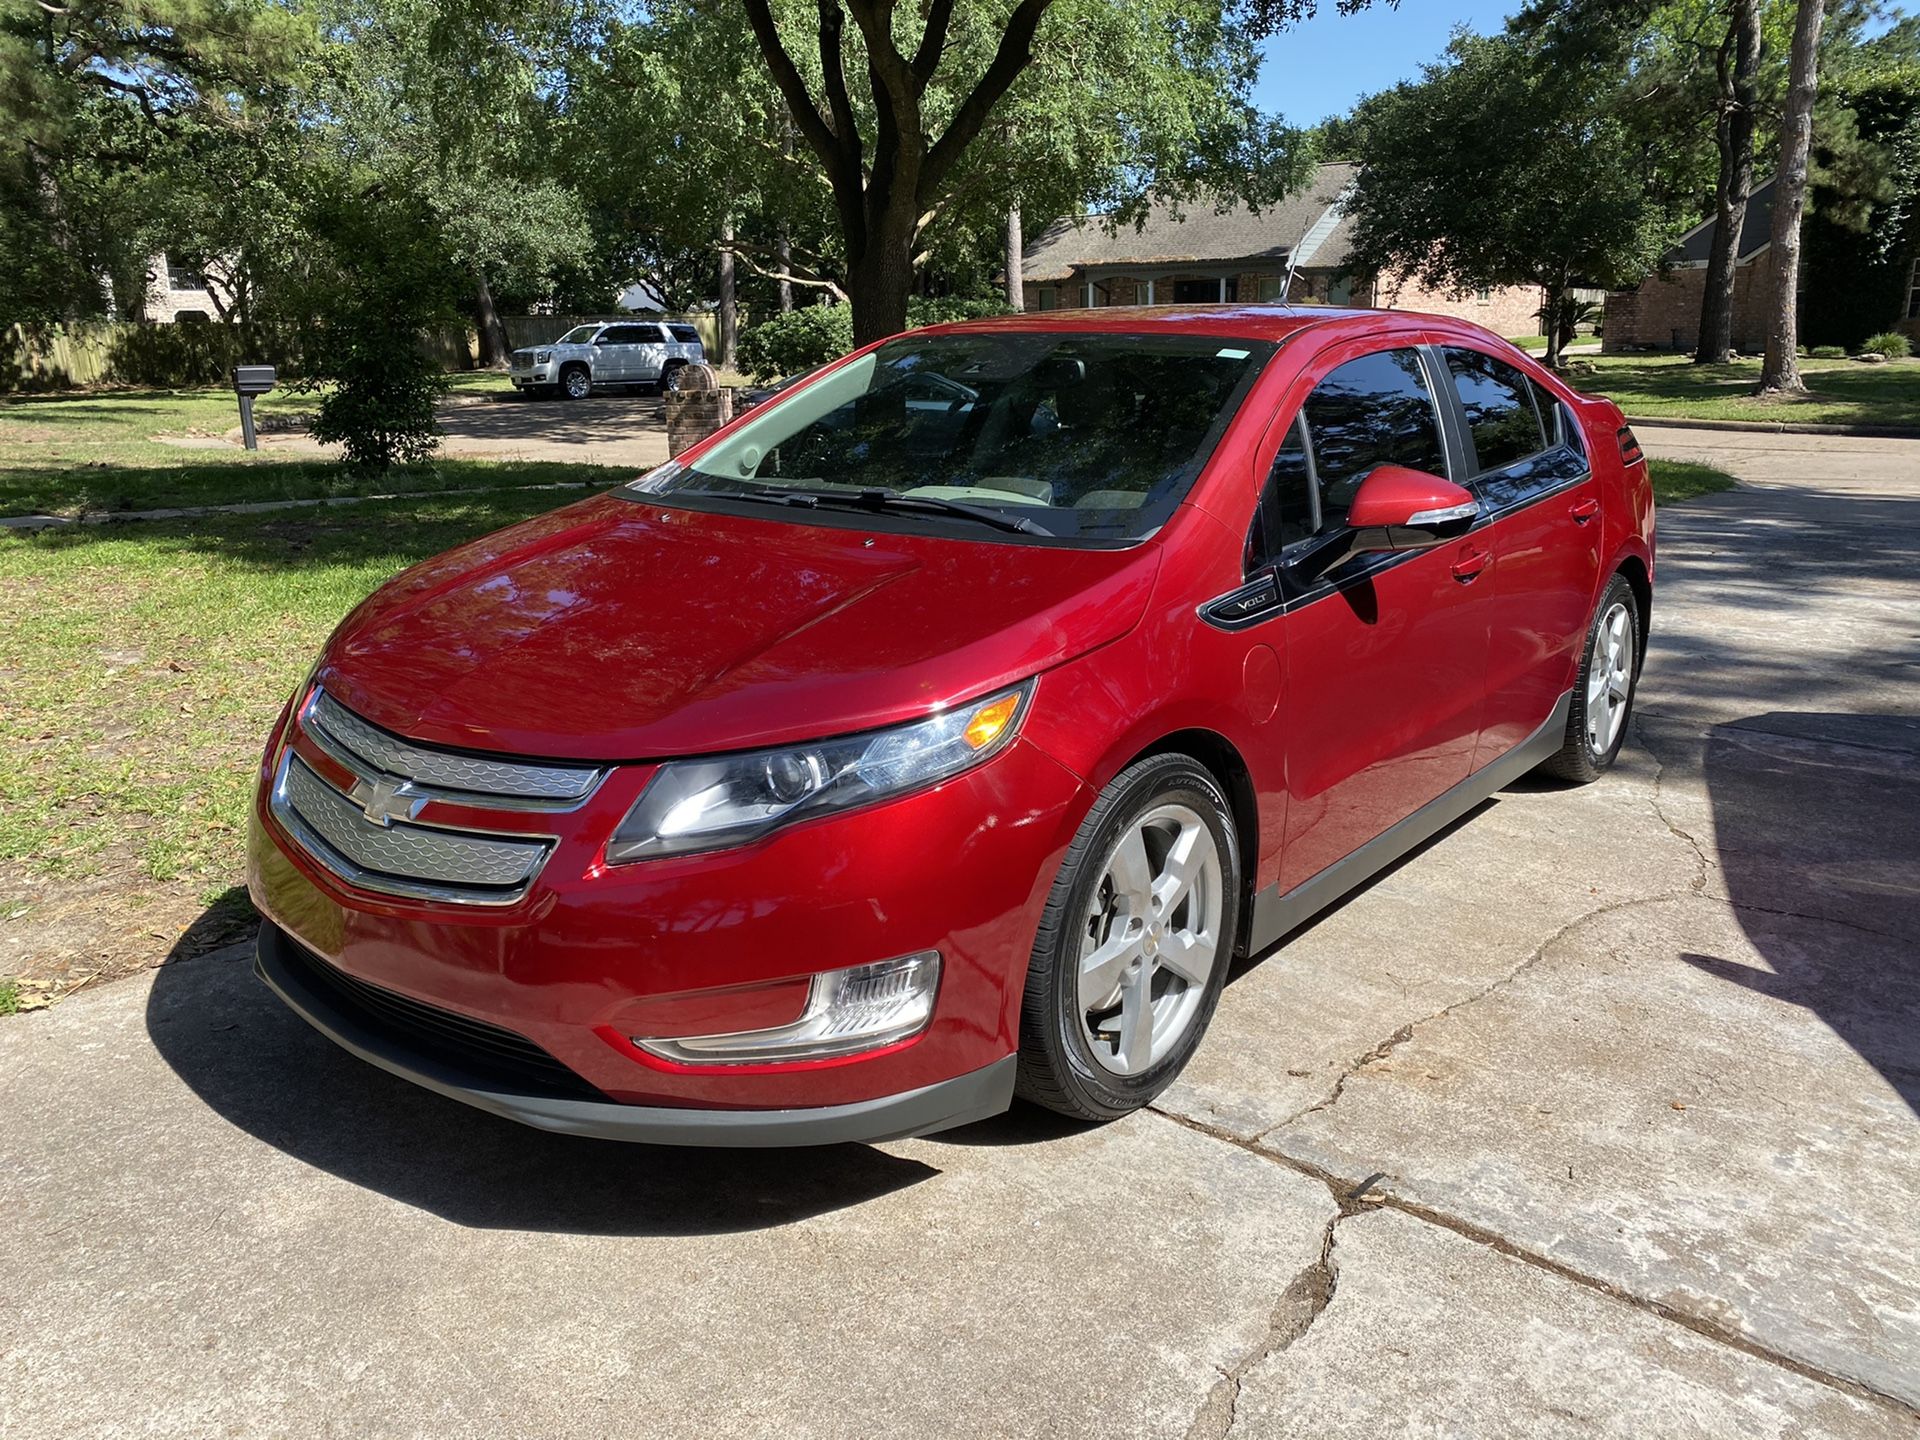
[
  {"xmin": 1444, "ymin": 349, "xmax": 1545, "ymax": 473},
  {"xmin": 600, "ymin": 325, "xmax": 640, "ymax": 344},
  {"xmin": 1301, "ymin": 349, "xmax": 1448, "ymax": 528},
  {"xmin": 668, "ymin": 323, "xmax": 701, "ymax": 344}
]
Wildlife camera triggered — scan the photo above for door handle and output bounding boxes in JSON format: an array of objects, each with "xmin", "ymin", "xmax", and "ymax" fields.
[
  {"xmin": 1570, "ymin": 498, "xmax": 1600, "ymax": 524},
  {"xmin": 1450, "ymin": 547, "xmax": 1491, "ymax": 584}
]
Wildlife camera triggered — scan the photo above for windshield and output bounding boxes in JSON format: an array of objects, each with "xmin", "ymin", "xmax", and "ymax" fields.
[
  {"xmin": 558, "ymin": 325, "xmax": 602, "ymax": 344},
  {"xmin": 632, "ymin": 330, "xmax": 1273, "ymax": 543}
]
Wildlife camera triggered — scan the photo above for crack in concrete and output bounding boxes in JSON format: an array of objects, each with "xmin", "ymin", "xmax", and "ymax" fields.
[
  {"xmin": 1181, "ymin": 1181, "xmax": 1357, "ymax": 1440},
  {"xmin": 1149, "ymin": 1106, "xmax": 1920, "ymax": 1424},
  {"xmin": 1251, "ymin": 886, "xmax": 1694, "ymax": 1143},
  {"xmin": 1634, "ymin": 714, "xmax": 1713, "ymax": 895}
]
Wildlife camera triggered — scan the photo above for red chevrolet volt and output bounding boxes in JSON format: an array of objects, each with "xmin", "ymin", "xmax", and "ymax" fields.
[{"xmin": 248, "ymin": 306, "xmax": 1653, "ymax": 1145}]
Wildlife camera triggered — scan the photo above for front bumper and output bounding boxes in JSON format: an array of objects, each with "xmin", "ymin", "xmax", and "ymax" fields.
[
  {"xmin": 256, "ymin": 922, "xmax": 1016, "ymax": 1146},
  {"xmin": 509, "ymin": 363, "xmax": 555, "ymax": 387}
]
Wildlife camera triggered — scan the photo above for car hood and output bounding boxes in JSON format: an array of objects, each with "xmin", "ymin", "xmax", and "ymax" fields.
[{"xmin": 318, "ymin": 493, "xmax": 1159, "ymax": 761}]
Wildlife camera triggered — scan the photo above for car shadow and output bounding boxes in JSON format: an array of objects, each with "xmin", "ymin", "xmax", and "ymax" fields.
[
  {"xmin": 1681, "ymin": 711, "xmax": 1920, "ymax": 1116},
  {"xmin": 144, "ymin": 929, "xmax": 939, "ymax": 1236}
]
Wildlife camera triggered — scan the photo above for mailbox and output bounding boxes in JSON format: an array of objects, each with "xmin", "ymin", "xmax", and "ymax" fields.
[
  {"xmin": 233, "ymin": 364, "xmax": 277, "ymax": 396},
  {"xmin": 231, "ymin": 364, "xmax": 276, "ymax": 450}
]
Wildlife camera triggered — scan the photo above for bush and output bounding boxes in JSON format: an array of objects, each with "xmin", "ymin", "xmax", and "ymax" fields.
[
  {"xmin": 107, "ymin": 321, "xmax": 304, "ymax": 388},
  {"xmin": 1809, "ymin": 345, "xmax": 1847, "ymax": 359},
  {"xmin": 1860, "ymin": 331, "xmax": 1912, "ymax": 359},
  {"xmin": 736, "ymin": 304, "xmax": 854, "ymax": 382},
  {"xmin": 301, "ymin": 188, "xmax": 466, "ymax": 472},
  {"xmin": 736, "ymin": 295, "xmax": 1012, "ymax": 382}
]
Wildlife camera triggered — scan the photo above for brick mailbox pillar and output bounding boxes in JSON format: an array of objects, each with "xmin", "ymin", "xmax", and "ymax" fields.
[{"xmin": 665, "ymin": 362, "xmax": 733, "ymax": 457}]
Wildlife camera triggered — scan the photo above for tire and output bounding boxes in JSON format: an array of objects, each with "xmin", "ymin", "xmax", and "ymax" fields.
[
  {"xmin": 1539, "ymin": 573, "xmax": 1641, "ymax": 783},
  {"xmin": 560, "ymin": 364, "xmax": 592, "ymax": 401},
  {"xmin": 1016, "ymin": 753, "xmax": 1241, "ymax": 1121},
  {"xmin": 660, "ymin": 360, "xmax": 686, "ymax": 395}
]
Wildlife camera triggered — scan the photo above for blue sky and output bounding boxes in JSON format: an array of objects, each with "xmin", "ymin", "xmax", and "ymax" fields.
[{"xmin": 1251, "ymin": 0, "xmax": 1520, "ymax": 125}]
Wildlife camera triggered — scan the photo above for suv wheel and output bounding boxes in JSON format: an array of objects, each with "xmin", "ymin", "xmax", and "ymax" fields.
[
  {"xmin": 560, "ymin": 364, "xmax": 592, "ymax": 401},
  {"xmin": 1016, "ymin": 753, "xmax": 1240, "ymax": 1121},
  {"xmin": 1540, "ymin": 573, "xmax": 1641, "ymax": 783},
  {"xmin": 660, "ymin": 360, "xmax": 687, "ymax": 395}
]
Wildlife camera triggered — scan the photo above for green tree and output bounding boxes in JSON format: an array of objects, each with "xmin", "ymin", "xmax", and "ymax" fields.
[
  {"xmin": 730, "ymin": 0, "xmax": 1316, "ymax": 343},
  {"xmin": 306, "ymin": 0, "xmax": 598, "ymax": 364},
  {"xmin": 1343, "ymin": 31, "xmax": 1669, "ymax": 369}
]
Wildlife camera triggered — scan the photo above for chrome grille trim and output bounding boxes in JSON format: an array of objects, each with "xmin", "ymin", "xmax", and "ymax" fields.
[
  {"xmin": 304, "ymin": 690, "xmax": 603, "ymax": 809},
  {"xmin": 271, "ymin": 752, "xmax": 554, "ymax": 907}
]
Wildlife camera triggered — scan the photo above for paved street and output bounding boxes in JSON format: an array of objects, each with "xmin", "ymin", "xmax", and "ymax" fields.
[{"xmin": 3, "ymin": 425, "xmax": 1917, "ymax": 1438}]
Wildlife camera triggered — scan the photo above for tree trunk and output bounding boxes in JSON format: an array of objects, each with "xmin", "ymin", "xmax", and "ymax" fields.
[
  {"xmin": 473, "ymin": 272, "xmax": 509, "ymax": 370},
  {"xmin": 1696, "ymin": 0, "xmax": 1761, "ymax": 365},
  {"xmin": 777, "ymin": 233, "xmax": 794, "ymax": 313},
  {"xmin": 1006, "ymin": 205, "xmax": 1025, "ymax": 312},
  {"xmin": 718, "ymin": 216, "xmax": 738, "ymax": 370},
  {"xmin": 1759, "ymin": 0, "xmax": 1827, "ymax": 394},
  {"xmin": 1543, "ymin": 279, "xmax": 1566, "ymax": 370}
]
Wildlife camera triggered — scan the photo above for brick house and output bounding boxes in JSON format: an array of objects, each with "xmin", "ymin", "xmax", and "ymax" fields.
[
  {"xmin": 1019, "ymin": 161, "xmax": 1545, "ymax": 336},
  {"xmin": 138, "ymin": 255, "xmax": 234, "ymax": 324},
  {"xmin": 1604, "ymin": 179, "xmax": 1920, "ymax": 352}
]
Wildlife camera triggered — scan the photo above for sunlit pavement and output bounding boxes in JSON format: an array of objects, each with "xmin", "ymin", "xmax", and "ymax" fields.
[{"xmin": 3, "ymin": 425, "xmax": 1916, "ymax": 1438}]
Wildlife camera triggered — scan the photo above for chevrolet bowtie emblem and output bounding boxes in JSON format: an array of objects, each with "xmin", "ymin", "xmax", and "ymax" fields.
[{"xmin": 350, "ymin": 775, "xmax": 425, "ymax": 828}]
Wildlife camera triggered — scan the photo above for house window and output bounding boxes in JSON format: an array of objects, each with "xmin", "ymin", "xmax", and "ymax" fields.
[
  {"xmin": 1256, "ymin": 275, "xmax": 1288, "ymax": 302},
  {"xmin": 166, "ymin": 256, "xmax": 207, "ymax": 292},
  {"xmin": 1475, "ymin": 286, "xmax": 1492, "ymax": 303},
  {"xmin": 1327, "ymin": 276, "xmax": 1352, "ymax": 305},
  {"xmin": 1171, "ymin": 277, "xmax": 1236, "ymax": 304}
]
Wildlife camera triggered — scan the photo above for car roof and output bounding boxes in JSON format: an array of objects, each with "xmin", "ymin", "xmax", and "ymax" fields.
[{"xmin": 923, "ymin": 303, "xmax": 1515, "ymax": 353}]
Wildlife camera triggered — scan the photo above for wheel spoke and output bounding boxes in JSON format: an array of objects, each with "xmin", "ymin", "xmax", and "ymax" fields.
[
  {"xmin": 1107, "ymin": 825, "xmax": 1153, "ymax": 904},
  {"xmin": 1150, "ymin": 820, "xmax": 1211, "ymax": 915},
  {"xmin": 1116, "ymin": 968, "xmax": 1155, "ymax": 1074},
  {"xmin": 1080, "ymin": 932, "xmax": 1142, "ymax": 1009},
  {"xmin": 1157, "ymin": 927, "xmax": 1216, "ymax": 987}
]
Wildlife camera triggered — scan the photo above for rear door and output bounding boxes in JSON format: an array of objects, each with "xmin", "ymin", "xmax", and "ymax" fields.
[
  {"xmin": 1246, "ymin": 342, "xmax": 1497, "ymax": 893},
  {"xmin": 1431, "ymin": 345, "xmax": 1602, "ymax": 769},
  {"xmin": 629, "ymin": 323, "xmax": 671, "ymax": 382}
]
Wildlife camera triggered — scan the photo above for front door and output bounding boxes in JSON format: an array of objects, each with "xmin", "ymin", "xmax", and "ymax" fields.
[{"xmin": 1254, "ymin": 344, "xmax": 1497, "ymax": 893}]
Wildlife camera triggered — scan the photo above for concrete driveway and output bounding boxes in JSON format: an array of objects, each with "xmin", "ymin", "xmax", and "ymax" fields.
[{"xmin": 3, "ymin": 426, "xmax": 1916, "ymax": 1438}]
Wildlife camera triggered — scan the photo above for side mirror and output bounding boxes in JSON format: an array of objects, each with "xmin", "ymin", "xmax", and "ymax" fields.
[
  {"xmin": 1345, "ymin": 464, "xmax": 1477, "ymax": 554},
  {"xmin": 1282, "ymin": 464, "xmax": 1476, "ymax": 584}
]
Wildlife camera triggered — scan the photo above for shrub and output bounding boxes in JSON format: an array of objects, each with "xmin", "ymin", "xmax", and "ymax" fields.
[
  {"xmin": 1860, "ymin": 331, "xmax": 1912, "ymax": 359},
  {"xmin": 737, "ymin": 296, "xmax": 1012, "ymax": 381},
  {"xmin": 1809, "ymin": 345, "xmax": 1847, "ymax": 359},
  {"xmin": 300, "ymin": 188, "xmax": 465, "ymax": 472},
  {"xmin": 737, "ymin": 304, "xmax": 854, "ymax": 382}
]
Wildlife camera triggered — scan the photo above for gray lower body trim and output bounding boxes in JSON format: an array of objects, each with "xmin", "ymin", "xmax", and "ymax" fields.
[
  {"xmin": 1247, "ymin": 688, "xmax": 1574, "ymax": 953},
  {"xmin": 254, "ymin": 924, "xmax": 1017, "ymax": 1148}
]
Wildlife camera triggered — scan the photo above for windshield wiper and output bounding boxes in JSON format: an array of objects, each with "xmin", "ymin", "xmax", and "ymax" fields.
[{"xmin": 713, "ymin": 486, "xmax": 1054, "ymax": 538}]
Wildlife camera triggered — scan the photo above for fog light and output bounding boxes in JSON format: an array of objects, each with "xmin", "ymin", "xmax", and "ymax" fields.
[{"xmin": 633, "ymin": 952, "xmax": 940, "ymax": 1065}]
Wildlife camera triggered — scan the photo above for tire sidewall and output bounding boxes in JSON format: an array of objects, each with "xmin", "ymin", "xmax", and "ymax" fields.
[
  {"xmin": 1033, "ymin": 757, "xmax": 1241, "ymax": 1118},
  {"xmin": 562, "ymin": 366, "xmax": 590, "ymax": 400},
  {"xmin": 1578, "ymin": 577, "xmax": 1640, "ymax": 770}
]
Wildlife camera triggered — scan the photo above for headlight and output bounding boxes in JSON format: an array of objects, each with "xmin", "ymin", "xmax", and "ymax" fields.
[
  {"xmin": 533, "ymin": 349, "xmax": 553, "ymax": 363},
  {"xmin": 607, "ymin": 680, "xmax": 1033, "ymax": 862}
]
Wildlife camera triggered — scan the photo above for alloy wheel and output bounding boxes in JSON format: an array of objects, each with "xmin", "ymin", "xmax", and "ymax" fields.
[
  {"xmin": 1586, "ymin": 601, "xmax": 1633, "ymax": 755},
  {"xmin": 1077, "ymin": 802, "xmax": 1225, "ymax": 1076},
  {"xmin": 565, "ymin": 369, "xmax": 590, "ymax": 400}
]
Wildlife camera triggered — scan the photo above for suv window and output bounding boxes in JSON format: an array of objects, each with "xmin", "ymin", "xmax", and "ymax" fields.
[
  {"xmin": 1443, "ymin": 348, "xmax": 1546, "ymax": 474},
  {"xmin": 601, "ymin": 324, "xmax": 653, "ymax": 345},
  {"xmin": 1296, "ymin": 348, "xmax": 1449, "ymax": 530},
  {"xmin": 668, "ymin": 323, "xmax": 702, "ymax": 344}
]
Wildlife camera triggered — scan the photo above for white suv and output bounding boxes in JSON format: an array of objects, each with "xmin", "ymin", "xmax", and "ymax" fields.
[{"xmin": 510, "ymin": 321, "xmax": 707, "ymax": 399}]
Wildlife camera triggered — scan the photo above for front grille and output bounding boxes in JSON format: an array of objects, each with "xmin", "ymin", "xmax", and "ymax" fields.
[
  {"xmin": 271, "ymin": 689, "xmax": 606, "ymax": 907},
  {"xmin": 277, "ymin": 933, "xmax": 604, "ymax": 1100},
  {"xmin": 283, "ymin": 756, "xmax": 549, "ymax": 888},
  {"xmin": 305, "ymin": 691, "xmax": 601, "ymax": 805}
]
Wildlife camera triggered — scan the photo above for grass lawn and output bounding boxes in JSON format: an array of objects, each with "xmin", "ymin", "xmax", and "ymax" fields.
[
  {"xmin": 1572, "ymin": 353, "xmax": 1920, "ymax": 428},
  {"xmin": 0, "ymin": 371, "xmax": 593, "ymax": 517},
  {"xmin": 1649, "ymin": 459, "xmax": 1737, "ymax": 503}
]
